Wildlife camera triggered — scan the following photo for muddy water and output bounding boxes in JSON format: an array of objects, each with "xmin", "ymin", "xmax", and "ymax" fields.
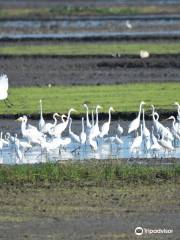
[{"xmin": 0, "ymin": 119, "xmax": 179, "ymax": 165}]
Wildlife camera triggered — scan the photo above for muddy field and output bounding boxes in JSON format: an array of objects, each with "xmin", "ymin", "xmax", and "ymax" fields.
[
  {"xmin": 0, "ymin": 0, "xmax": 179, "ymax": 9},
  {"xmin": 0, "ymin": 182, "xmax": 179, "ymax": 240},
  {"xmin": 0, "ymin": 54, "xmax": 180, "ymax": 87}
]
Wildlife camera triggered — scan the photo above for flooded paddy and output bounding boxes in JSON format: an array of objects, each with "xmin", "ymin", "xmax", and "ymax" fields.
[
  {"xmin": 0, "ymin": 119, "xmax": 179, "ymax": 165},
  {"xmin": 1, "ymin": 16, "xmax": 180, "ymax": 41}
]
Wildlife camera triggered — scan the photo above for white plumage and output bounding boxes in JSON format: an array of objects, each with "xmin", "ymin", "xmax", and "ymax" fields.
[
  {"xmin": 0, "ymin": 74, "xmax": 8, "ymax": 100},
  {"xmin": 128, "ymin": 101, "xmax": 145, "ymax": 134}
]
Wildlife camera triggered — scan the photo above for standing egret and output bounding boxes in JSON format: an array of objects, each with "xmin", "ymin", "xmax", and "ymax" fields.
[
  {"xmin": 142, "ymin": 109, "xmax": 151, "ymax": 151},
  {"xmin": 39, "ymin": 99, "xmax": 45, "ymax": 131},
  {"xmin": 174, "ymin": 102, "xmax": 180, "ymax": 122},
  {"xmin": 130, "ymin": 124, "xmax": 143, "ymax": 156},
  {"xmin": 0, "ymin": 132, "xmax": 9, "ymax": 155},
  {"xmin": 17, "ymin": 116, "xmax": 44, "ymax": 145},
  {"xmin": 128, "ymin": 101, "xmax": 145, "ymax": 134},
  {"xmin": 69, "ymin": 118, "xmax": 80, "ymax": 143},
  {"xmin": 52, "ymin": 108, "xmax": 76, "ymax": 137},
  {"xmin": 0, "ymin": 74, "xmax": 13, "ymax": 107},
  {"xmin": 80, "ymin": 117, "xmax": 86, "ymax": 144},
  {"xmin": 83, "ymin": 104, "xmax": 92, "ymax": 129},
  {"xmin": 91, "ymin": 110, "xmax": 94, "ymax": 127},
  {"xmin": 14, "ymin": 135, "xmax": 23, "ymax": 163},
  {"xmin": 89, "ymin": 105, "xmax": 102, "ymax": 140},
  {"xmin": 151, "ymin": 106, "xmax": 174, "ymax": 142},
  {"xmin": 168, "ymin": 116, "xmax": 180, "ymax": 141},
  {"xmin": 42, "ymin": 113, "xmax": 60, "ymax": 134},
  {"xmin": 100, "ymin": 106, "xmax": 114, "ymax": 138},
  {"xmin": 150, "ymin": 126, "xmax": 162, "ymax": 156},
  {"xmin": 142, "ymin": 109, "xmax": 150, "ymax": 138},
  {"xmin": 157, "ymin": 134, "xmax": 174, "ymax": 155},
  {"xmin": 21, "ymin": 115, "xmax": 38, "ymax": 131}
]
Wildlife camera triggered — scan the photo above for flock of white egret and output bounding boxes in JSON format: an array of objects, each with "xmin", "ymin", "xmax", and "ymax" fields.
[
  {"xmin": 0, "ymin": 100, "xmax": 180, "ymax": 164},
  {"xmin": 0, "ymin": 74, "xmax": 180, "ymax": 164}
]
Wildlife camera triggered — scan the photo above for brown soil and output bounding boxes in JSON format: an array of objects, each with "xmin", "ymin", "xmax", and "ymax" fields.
[
  {"xmin": 0, "ymin": 54, "xmax": 180, "ymax": 87},
  {"xmin": 0, "ymin": 182, "xmax": 179, "ymax": 240}
]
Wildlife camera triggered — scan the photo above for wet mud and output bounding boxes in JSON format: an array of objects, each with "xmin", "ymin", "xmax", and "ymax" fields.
[{"xmin": 0, "ymin": 54, "xmax": 180, "ymax": 88}]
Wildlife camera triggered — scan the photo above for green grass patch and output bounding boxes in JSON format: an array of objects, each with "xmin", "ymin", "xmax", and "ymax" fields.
[
  {"xmin": 1, "ymin": 83, "xmax": 180, "ymax": 115},
  {"xmin": 1, "ymin": 43, "xmax": 180, "ymax": 55},
  {"xmin": 0, "ymin": 6, "xmax": 179, "ymax": 19},
  {"xmin": 0, "ymin": 161, "xmax": 179, "ymax": 185}
]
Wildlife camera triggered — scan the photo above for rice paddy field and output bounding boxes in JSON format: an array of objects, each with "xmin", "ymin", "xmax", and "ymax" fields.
[{"xmin": 0, "ymin": 0, "xmax": 180, "ymax": 239}]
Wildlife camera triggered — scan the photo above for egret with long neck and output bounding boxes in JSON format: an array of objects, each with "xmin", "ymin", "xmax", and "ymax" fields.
[
  {"xmin": 52, "ymin": 108, "xmax": 76, "ymax": 137},
  {"xmin": 128, "ymin": 101, "xmax": 145, "ymax": 134},
  {"xmin": 39, "ymin": 99, "xmax": 45, "ymax": 131},
  {"xmin": 89, "ymin": 105, "xmax": 102, "ymax": 140},
  {"xmin": 80, "ymin": 117, "xmax": 86, "ymax": 144},
  {"xmin": 83, "ymin": 104, "xmax": 91, "ymax": 129},
  {"xmin": 100, "ymin": 106, "xmax": 114, "ymax": 138}
]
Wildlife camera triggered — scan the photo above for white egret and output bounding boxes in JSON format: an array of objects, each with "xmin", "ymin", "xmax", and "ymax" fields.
[
  {"xmin": 69, "ymin": 118, "xmax": 80, "ymax": 143},
  {"xmin": 117, "ymin": 123, "xmax": 123, "ymax": 135},
  {"xmin": 17, "ymin": 116, "xmax": 44, "ymax": 145},
  {"xmin": 150, "ymin": 127, "xmax": 163, "ymax": 155},
  {"xmin": 14, "ymin": 135, "xmax": 23, "ymax": 163},
  {"xmin": 41, "ymin": 137, "xmax": 71, "ymax": 153},
  {"xmin": 151, "ymin": 106, "xmax": 174, "ymax": 142},
  {"xmin": 0, "ymin": 74, "xmax": 13, "ymax": 107},
  {"xmin": 39, "ymin": 99, "xmax": 45, "ymax": 131},
  {"xmin": 0, "ymin": 132, "xmax": 9, "ymax": 154},
  {"xmin": 91, "ymin": 110, "xmax": 94, "ymax": 127},
  {"xmin": 174, "ymin": 102, "xmax": 180, "ymax": 122},
  {"xmin": 14, "ymin": 134, "xmax": 32, "ymax": 151},
  {"xmin": 142, "ymin": 109, "xmax": 150, "ymax": 138},
  {"xmin": 105, "ymin": 135, "xmax": 123, "ymax": 145},
  {"xmin": 83, "ymin": 104, "xmax": 92, "ymax": 129},
  {"xmin": 150, "ymin": 126, "xmax": 161, "ymax": 151},
  {"xmin": 23, "ymin": 115, "xmax": 38, "ymax": 131},
  {"xmin": 168, "ymin": 116, "xmax": 180, "ymax": 141},
  {"xmin": 128, "ymin": 101, "xmax": 145, "ymax": 134},
  {"xmin": 52, "ymin": 108, "xmax": 76, "ymax": 137},
  {"xmin": 140, "ymin": 50, "xmax": 149, "ymax": 59},
  {"xmin": 126, "ymin": 20, "xmax": 132, "ymax": 29},
  {"xmin": 142, "ymin": 109, "xmax": 151, "ymax": 151},
  {"xmin": 130, "ymin": 124, "xmax": 143, "ymax": 155},
  {"xmin": 100, "ymin": 106, "xmax": 114, "ymax": 138},
  {"xmin": 80, "ymin": 117, "xmax": 86, "ymax": 144},
  {"xmin": 40, "ymin": 138, "xmax": 61, "ymax": 152},
  {"xmin": 158, "ymin": 135, "xmax": 174, "ymax": 153},
  {"xmin": 42, "ymin": 113, "xmax": 60, "ymax": 134},
  {"xmin": 89, "ymin": 105, "xmax": 102, "ymax": 140},
  {"xmin": 89, "ymin": 137, "xmax": 98, "ymax": 151}
]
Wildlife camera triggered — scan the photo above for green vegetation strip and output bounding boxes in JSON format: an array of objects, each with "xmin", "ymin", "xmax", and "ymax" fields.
[
  {"xmin": 0, "ymin": 6, "xmax": 179, "ymax": 18},
  {"xmin": 1, "ymin": 83, "xmax": 180, "ymax": 115},
  {"xmin": 1, "ymin": 43, "xmax": 180, "ymax": 55},
  {"xmin": 0, "ymin": 161, "xmax": 179, "ymax": 185}
]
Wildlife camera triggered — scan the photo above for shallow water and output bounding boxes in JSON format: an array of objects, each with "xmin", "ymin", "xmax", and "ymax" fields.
[
  {"xmin": 2, "ymin": 31, "xmax": 180, "ymax": 40},
  {"xmin": 1, "ymin": 134, "xmax": 180, "ymax": 165},
  {"xmin": 0, "ymin": 119, "xmax": 179, "ymax": 165},
  {"xmin": 1, "ymin": 17, "xmax": 180, "ymax": 39}
]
